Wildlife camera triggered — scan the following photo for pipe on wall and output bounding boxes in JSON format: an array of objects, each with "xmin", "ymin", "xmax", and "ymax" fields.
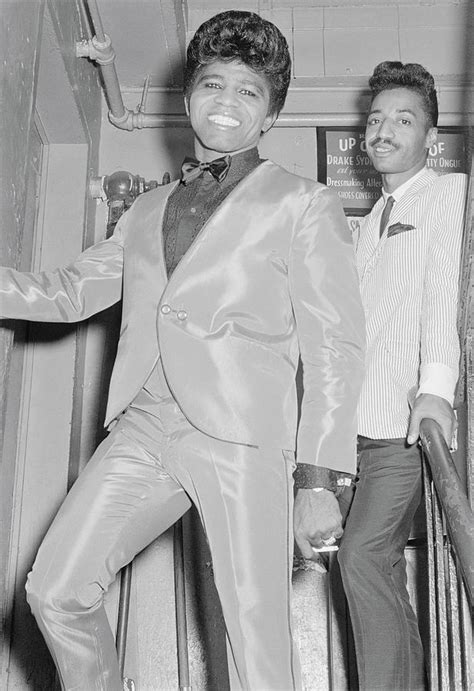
[
  {"xmin": 77, "ymin": 0, "xmax": 128, "ymax": 125},
  {"xmin": 85, "ymin": 0, "xmax": 105, "ymax": 42},
  {"xmin": 77, "ymin": 0, "xmax": 192, "ymax": 131},
  {"xmin": 76, "ymin": 32, "xmax": 126, "ymax": 122},
  {"xmin": 76, "ymin": 8, "xmax": 187, "ymax": 132}
]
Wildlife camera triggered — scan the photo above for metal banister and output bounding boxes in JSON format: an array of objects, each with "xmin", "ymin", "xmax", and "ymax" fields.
[{"xmin": 419, "ymin": 418, "xmax": 474, "ymax": 605}]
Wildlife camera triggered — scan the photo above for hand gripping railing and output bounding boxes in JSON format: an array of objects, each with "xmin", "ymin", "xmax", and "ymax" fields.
[
  {"xmin": 420, "ymin": 418, "xmax": 473, "ymax": 690},
  {"xmin": 420, "ymin": 419, "xmax": 474, "ymax": 603}
]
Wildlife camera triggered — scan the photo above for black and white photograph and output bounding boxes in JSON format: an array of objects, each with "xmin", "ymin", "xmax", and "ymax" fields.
[{"xmin": 1, "ymin": 1, "xmax": 473, "ymax": 689}]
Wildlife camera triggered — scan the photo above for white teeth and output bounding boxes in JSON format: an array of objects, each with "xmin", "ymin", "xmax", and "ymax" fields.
[{"xmin": 208, "ymin": 114, "xmax": 240, "ymax": 127}]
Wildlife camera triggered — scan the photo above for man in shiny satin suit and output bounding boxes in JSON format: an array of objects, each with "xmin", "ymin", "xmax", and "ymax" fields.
[
  {"xmin": 0, "ymin": 11, "xmax": 365, "ymax": 690},
  {"xmin": 335, "ymin": 62, "xmax": 468, "ymax": 690}
]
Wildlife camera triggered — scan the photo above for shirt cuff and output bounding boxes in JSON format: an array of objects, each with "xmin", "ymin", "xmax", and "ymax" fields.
[
  {"xmin": 417, "ymin": 363, "xmax": 458, "ymax": 405},
  {"xmin": 293, "ymin": 463, "xmax": 355, "ymax": 496}
]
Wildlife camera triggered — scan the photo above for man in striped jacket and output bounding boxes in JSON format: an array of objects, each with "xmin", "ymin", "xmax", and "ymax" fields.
[{"xmin": 338, "ymin": 61, "xmax": 467, "ymax": 690}]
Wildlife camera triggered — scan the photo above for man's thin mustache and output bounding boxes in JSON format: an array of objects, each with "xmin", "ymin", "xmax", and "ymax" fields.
[{"xmin": 368, "ymin": 136, "xmax": 397, "ymax": 147}]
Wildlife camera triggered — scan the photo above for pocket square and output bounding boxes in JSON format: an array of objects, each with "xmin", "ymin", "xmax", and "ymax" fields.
[{"xmin": 387, "ymin": 223, "xmax": 416, "ymax": 237}]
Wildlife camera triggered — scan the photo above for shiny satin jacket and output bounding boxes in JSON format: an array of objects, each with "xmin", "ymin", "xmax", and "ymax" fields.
[{"xmin": 0, "ymin": 161, "xmax": 365, "ymax": 474}]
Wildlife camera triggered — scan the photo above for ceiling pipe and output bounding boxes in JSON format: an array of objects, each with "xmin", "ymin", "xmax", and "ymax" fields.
[{"xmin": 77, "ymin": 0, "xmax": 131, "ymax": 128}]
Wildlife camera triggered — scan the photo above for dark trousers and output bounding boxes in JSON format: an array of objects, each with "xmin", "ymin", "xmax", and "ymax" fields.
[{"xmin": 338, "ymin": 437, "xmax": 426, "ymax": 691}]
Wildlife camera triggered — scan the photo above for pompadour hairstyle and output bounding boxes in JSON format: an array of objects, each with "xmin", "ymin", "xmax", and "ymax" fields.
[
  {"xmin": 369, "ymin": 61, "xmax": 439, "ymax": 127},
  {"xmin": 184, "ymin": 10, "xmax": 291, "ymax": 116}
]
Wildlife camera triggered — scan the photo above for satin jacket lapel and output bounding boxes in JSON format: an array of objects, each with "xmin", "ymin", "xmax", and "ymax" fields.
[
  {"xmin": 105, "ymin": 181, "xmax": 179, "ymax": 425},
  {"xmin": 127, "ymin": 180, "xmax": 179, "ymax": 295},
  {"xmin": 163, "ymin": 162, "xmax": 270, "ymax": 291},
  {"xmin": 124, "ymin": 184, "xmax": 175, "ymax": 348}
]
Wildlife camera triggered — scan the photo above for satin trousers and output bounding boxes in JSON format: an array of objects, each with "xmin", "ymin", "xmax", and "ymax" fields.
[
  {"xmin": 26, "ymin": 384, "xmax": 302, "ymax": 691},
  {"xmin": 338, "ymin": 437, "xmax": 426, "ymax": 691}
]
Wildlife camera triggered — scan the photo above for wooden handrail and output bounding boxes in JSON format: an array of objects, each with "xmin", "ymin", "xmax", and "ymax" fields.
[
  {"xmin": 419, "ymin": 418, "xmax": 474, "ymax": 604},
  {"xmin": 174, "ymin": 519, "xmax": 192, "ymax": 691}
]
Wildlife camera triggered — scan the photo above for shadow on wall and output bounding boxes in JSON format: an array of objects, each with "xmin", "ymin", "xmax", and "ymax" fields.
[
  {"xmin": 3, "ymin": 325, "xmax": 68, "ymax": 691},
  {"xmin": 185, "ymin": 508, "xmax": 230, "ymax": 690}
]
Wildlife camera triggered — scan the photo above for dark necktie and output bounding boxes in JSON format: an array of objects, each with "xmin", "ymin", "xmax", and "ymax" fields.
[
  {"xmin": 379, "ymin": 195, "xmax": 395, "ymax": 237},
  {"xmin": 180, "ymin": 155, "xmax": 231, "ymax": 185}
]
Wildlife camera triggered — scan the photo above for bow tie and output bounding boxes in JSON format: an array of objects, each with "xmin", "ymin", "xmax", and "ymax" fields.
[{"xmin": 180, "ymin": 155, "xmax": 231, "ymax": 185}]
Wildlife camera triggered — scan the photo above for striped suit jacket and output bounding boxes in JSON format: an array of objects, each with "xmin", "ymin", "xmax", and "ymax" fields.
[{"xmin": 356, "ymin": 168, "xmax": 467, "ymax": 439}]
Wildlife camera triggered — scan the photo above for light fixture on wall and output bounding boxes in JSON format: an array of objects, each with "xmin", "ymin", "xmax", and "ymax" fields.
[{"xmin": 90, "ymin": 170, "xmax": 170, "ymax": 236}]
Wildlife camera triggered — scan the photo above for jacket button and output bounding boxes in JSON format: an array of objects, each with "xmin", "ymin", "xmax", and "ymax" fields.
[
  {"xmin": 176, "ymin": 310, "xmax": 188, "ymax": 321},
  {"xmin": 161, "ymin": 304, "xmax": 171, "ymax": 314}
]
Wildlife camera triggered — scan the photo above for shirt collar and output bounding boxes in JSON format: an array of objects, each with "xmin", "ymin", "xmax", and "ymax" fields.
[
  {"xmin": 220, "ymin": 147, "xmax": 262, "ymax": 187},
  {"xmin": 382, "ymin": 166, "xmax": 427, "ymax": 203}
]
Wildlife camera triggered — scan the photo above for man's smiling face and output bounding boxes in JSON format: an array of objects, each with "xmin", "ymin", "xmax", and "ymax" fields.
[
  {"xmin": 185, "ymin": 60, "xmax": 277, "ymax": 162},
  {"xmin": 365, "ymin": 87, "xmax": 437, "ymax": 190}
]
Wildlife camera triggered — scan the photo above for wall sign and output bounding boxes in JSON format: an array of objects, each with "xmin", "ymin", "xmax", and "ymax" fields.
[{"xmin": 317, "ymin": 126, "xmax": 470, "ymax": 216}]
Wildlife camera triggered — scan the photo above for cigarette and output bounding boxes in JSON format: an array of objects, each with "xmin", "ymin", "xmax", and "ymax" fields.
[{"xmin": 312, "ymin": 545, "xmax": 339, "ymax": 553}]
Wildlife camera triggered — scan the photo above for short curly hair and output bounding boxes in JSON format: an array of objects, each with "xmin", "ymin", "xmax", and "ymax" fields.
[
  {"xmin": 369, "ymin": 61, "xmax": 438, "ymax": 127},
  {"xmin": 184, "ymin": 10, "xmax": 291, "ymax": 116}
]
